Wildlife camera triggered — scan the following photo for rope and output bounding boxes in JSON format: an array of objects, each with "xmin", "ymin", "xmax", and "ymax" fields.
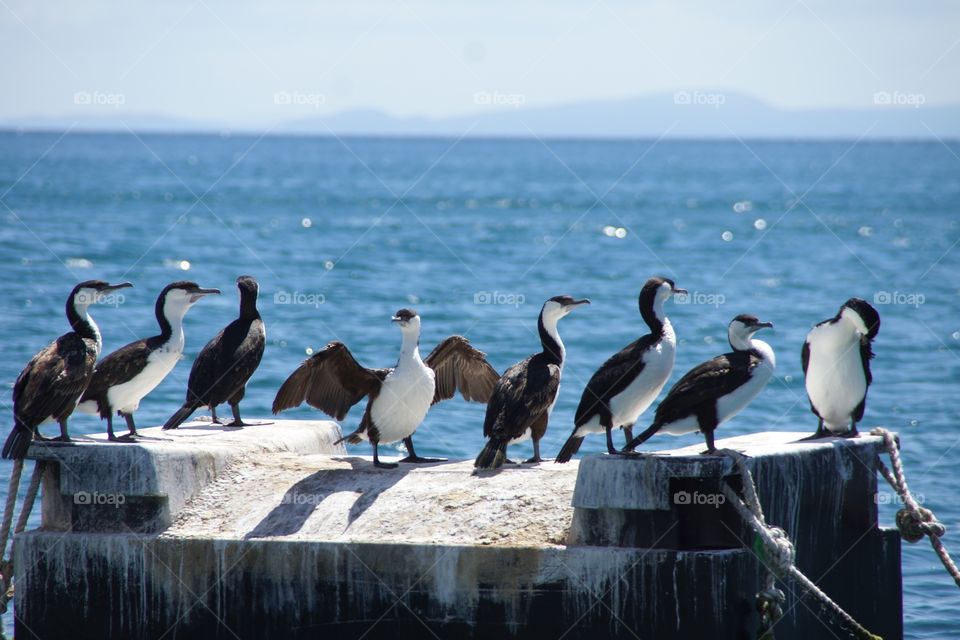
[
  {"xmin": 0, "ymin": 460, "xmax": 24, "ymax": 558},
  {"xmin": 0, "ymin": 459, "xmax": 24, "ymax": 616},
  {"xmin": 717, "ymin": 449, "xmax": 883, "ymax": 640},
  {"xmin": 14, "ymin": 462, "xmax": 43, "ymax": 535},
  {"xmin": 871, "ymin": 428, "xmax": 960, "ymax": 588},
  {"xmin": 0, "ymin": 460, "xmax": 45, "ymax": 615}
]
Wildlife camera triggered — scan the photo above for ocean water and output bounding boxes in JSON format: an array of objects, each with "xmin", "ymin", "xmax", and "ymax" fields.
[{"xmin": 0, "ymin": 131, "xmax": 958, "ymax": 637}]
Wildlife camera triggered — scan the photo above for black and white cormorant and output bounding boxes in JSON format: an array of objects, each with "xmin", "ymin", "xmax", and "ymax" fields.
[
  {"xmin": 626, "ymin": 314, "xmax": 776, "ymax": 454},
  {"xmin": 801, "ymin": 298, "xmax": 880, "ymax": 439},
  {"xmin": 163, "ymin": 276, "xmax": 265, "ymax": 430},
  {"xmin": 77, "ymin": 281, "xmax": 220, "ymax": 440},
  {"xmin": 474, "ymin": 295, "xmax": 590, "ymax": 470},
  {"xmin": 556, "ymin": 277, "xmax": 684, "ymax": 463},
  {"xmin": 272, "ymin": 308, "xmax": 499, "ymax": 469},
  {"xmin": 2, "ymin": 280, "xmax": 132, "ymax": 459}
]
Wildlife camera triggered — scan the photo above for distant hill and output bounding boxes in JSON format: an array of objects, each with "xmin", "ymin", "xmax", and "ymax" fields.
[{"xmin": 3, "ymin": 92, "xmax": 958, "ymax": 139}]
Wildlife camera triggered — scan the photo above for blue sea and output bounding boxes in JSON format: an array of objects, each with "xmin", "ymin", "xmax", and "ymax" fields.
[{"xmin": 1, "ymin": 131, "xmax": 958, "ymax": 637}]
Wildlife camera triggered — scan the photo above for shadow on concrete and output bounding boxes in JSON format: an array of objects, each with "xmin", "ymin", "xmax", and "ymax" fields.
[
  {"xmin": 470, "ymin": 460, "xmax": 553, "ymax": 478},
  {"xmin": 245, "ymin": 457, "xmax": 463, "ymax": 539}
]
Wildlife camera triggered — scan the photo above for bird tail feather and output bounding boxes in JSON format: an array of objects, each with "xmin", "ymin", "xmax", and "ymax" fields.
[
  {"xmin": 625, "ymin": 423, "xmax": 660, "ymax": 451},
  {"xmin": 333, "ymin": 431, "xmax": 363, "ymax": 446},
  {"xmin": 474, "ymin": 438, "xmax": 507, "ymax": 470},
  {"xmin": 2, "ymin": 426, "xmax": 32, "ymax": 460},
  {"xmin": 162, "ymin": 404, "xmax": 198, "ymax": 431},
  {"xmin": 555, "ymin": 435, "xmax": 583, "ymax": 464}
]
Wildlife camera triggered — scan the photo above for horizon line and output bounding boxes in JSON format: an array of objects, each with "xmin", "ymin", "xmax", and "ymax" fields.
[{"xmin": 1, "ymin": 126, "xmax": 958, "ymax": 145}]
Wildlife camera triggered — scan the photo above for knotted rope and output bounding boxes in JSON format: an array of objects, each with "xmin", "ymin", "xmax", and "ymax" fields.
[
  {"xmin": 717, "ymin": 449, "xmax": 883, "ymax": 640},
  {"xmin": 870, "ymin": 428, "xmax": 960, "ymax": 588}
]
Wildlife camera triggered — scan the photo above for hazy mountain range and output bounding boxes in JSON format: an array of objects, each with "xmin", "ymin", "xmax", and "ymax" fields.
[{"xmin": 3, "ymin": 91, "xmax": 958, "ymax": 139}]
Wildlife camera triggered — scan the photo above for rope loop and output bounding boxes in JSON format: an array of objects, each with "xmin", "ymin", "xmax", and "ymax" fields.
[
  {"xmin": 895, "ymin": 507, "xmax": 945, "ymax": 544},
  {"xmin": 871, "ymin": 427, "xmax": 959, "ymax": 587}
]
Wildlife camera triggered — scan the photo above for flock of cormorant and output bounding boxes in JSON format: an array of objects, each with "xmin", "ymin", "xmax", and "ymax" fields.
[{"xmin": 2, "ymin": 275, "xmax": 880, "ymax": 471}]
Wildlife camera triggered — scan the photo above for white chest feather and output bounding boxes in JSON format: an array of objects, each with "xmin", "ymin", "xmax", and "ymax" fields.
[
  {"xmin": 610, "ymin": 333, "xmax": 676, "ymax": 426},
  {"xmin": 804, "ymin": 323, "xmax": 867, "ymax": 431},
  {"xmin": 576, "ymin": 329, "xmax": 676, "ymax": 436},
  {"xmin": 370, "ymin": 360, "xmax": 436, "ymax": 443},
  {"xmin": 716, "ymin": 339, "xmax": 775, "ymax": 426},
  {"xmin": 107, "ymin": 335, "xmax": 185, "ymax": 414},
  {"xmin": 659, "ymin": 339, "xmax": 775, "ymax": 436}
]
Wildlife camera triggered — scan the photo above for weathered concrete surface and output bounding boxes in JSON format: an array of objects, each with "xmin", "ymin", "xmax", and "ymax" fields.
[
  {"xmin": 27, "ymin": 420, "xmax": 344, "ymax": 532},
  {"xmin": 14, "ymin": 426, "xmax": 902, "ymax": 639},
  {"xmin": 168, "ymin": 456, "xmax": 577, "ymax": 547},
  {"xmin": 572, "ymin": 431, "xmax": 902, "ymax": 640}
]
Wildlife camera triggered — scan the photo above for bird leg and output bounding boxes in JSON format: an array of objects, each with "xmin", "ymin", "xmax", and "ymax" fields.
[
  {"xmin": 700, "ymin": 429, "xmax": 717, "ymax": 455},
  {"xmin": 52, "ymin": 419, "xmax": 71, "ymax": 442},
  {"xmin": 799, "ymin": 419, "xmax": 831, "ymax": 441},
  {"xmin": 372, "ymin": 442, "xmax": 398, "ymax": 469},
  {"xmin": 624, "ymin": 422, "xmax": 659, "ymax": 453},
  {"xmin": 605, "ymin": 425, "xmax": 637, "ymax": 456},
  {"xmin": 524, "ymin": 439, "xmax": 545, "ymax": 464},
  {"xmin": 123, "ymin": 412, "xmax": 138, "ymax": 437},
  {"xmin": 839, "ymin": 424, "xmax": 860, "ymax": 438},
  {"xmin": 226, "ymin": 404, "xmax": 249, "ymax": 427},
  {"xmin": 210, "ymin": 406, "xmax": 223, "ymax": 425},
  {"xmin": 622, "ymin": 425, "xmax": 634, "ymax": 448},
  {"xmin": 106, "ymin": 413, "xmax": 118, "ymax": 441},
  {"xmin": 605, "ymin": 426, "xmax": 619, "ymax": 455},
  {"xmin": 399, "ymin": 436, "xmax": 445, "ymax": 463},
  {"xmin": 108, "ymin": 412, "xmax": 137, "ymax": 442}
]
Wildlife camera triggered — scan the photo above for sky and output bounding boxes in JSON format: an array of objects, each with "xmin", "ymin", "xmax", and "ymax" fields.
[{"xmin": 1, "ymin": 0, "xmax": 959, "ymax": 127}]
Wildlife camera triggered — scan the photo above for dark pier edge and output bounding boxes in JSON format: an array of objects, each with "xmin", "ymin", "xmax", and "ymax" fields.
[{"xmin": 13, "ymin": 425, "xmax": 902, "ymax": 639}]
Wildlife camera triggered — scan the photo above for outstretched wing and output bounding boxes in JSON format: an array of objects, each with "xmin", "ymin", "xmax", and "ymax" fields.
[
  {"xmin": 272, "ymin": 341, "xmax": 387, "ymax": 419},
  {"xmin": 425, "ymin": 335, "xmax": 500, "ymax": 405},
  {"xmin": 652, "ymin": 351, "xmax": 760, "ymax": 427}
]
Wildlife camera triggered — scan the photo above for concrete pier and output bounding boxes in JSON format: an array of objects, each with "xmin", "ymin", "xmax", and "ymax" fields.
[{"xmin": 14, "ymin": 423, "xmax": 902, "ymax": 639}]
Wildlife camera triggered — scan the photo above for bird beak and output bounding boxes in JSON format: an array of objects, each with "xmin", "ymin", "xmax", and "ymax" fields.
[
  {"xmin": 673, "ymin": 288, "xmax": 688, "ymax": 296},
  {"xmin": 190, "ymin": 287, "xmax": 221, "ymax": 302},
  {"xmin": 755, "ymin": 321, "xmax": 774, "ymax": 329},
  {"xmin": 391, "ymin": 316, "xmax": 401, "ymax": 323},
  {"xmin": 103, "ymin": 282, "xmax": 133, "ymax": 292},
  {"xmin": 569, "ymin": 299, "xmax": 591, "ymax": 308}
]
